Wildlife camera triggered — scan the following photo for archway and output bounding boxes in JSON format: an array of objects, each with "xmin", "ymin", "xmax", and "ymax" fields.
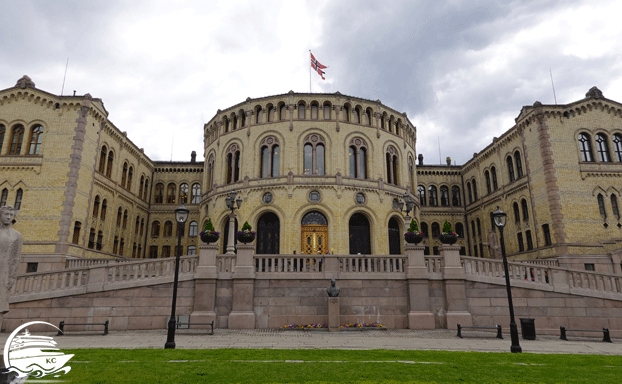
[
  {"xmin": 301, "ymin": 211, "xmax": 328, "ymax": 255},
  {"xmin": 349, "ymin": 213, "xmax": 371, "ymax": 255},
  {"xmin": 388, "ymin": 217, "xmax": 401, "ymax": 255},
  {"xmin": 257, "ymin": 212, "xmax": 280, "ymax": 254}
]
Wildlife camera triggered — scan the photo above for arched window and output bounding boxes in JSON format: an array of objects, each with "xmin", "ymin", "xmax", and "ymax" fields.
[
  {"xmin": 191, "ymin": 183, "xmax": 201, "ymax": 204},
  {"xmin": 135, "ymin": 216, "xmax": 140, "ymax": 234},
  {"xmin": 408, "ymin": 157, "xmax": 414, "ymax": 190},
  {"xmin": 298, "ymin": 102, "xmax": 305, "ymax": 119},
  {"xmin": 513, "ymin": 202, "xmax": 520, "ymax": 223},
  {"xmin": 485, "ymin": 171, "xmax": 491, "ymax": 194},
  {"xmin": 348, "ymin": 138, "xmax": 367, "ymax": 179},
  {"xmin": 143, "ymin": 178, "xmax": 149, "ymax": 201},
  {"xmin": 88, "ymin": 228, "xmax": 95, "ymax": 249},
  {"xmin": 127, "ymin": 166, "xmax": 133, "ymax": 190},
  {"xmin": 324, "ymin": 103, "xmax": 331, "ymax": 120},
  {"xmin": 0, "ymin": 125, "xmax": 5, "ymax": 154},
  {"xmin": 452, "ymin": 186, "xmax": 461, "ymax": 206},
  {"xmin": 596, "ymin": 133, "xmax": 611, "ymax": 162},
  {"xmin": 93, "ymin": 196, "xmax": 100, "ymax": 217},
  {"xmin": 366, "ymin": 109, "xmax": 373, "ymax": 126},
  {"xmin": 395, "ymin": 120, "xmax": 401, "ymax": 136},
  {"xmin": 151, "ymin": 221, "xmax": 161, "ymax": 237},
  {"xmin": 428, "ymin": 186, "xmax": 438, "ymax": 206},
  {"xmin": 311, "ymin": 102, "xmax": 319, "ymax": 120},
  {"xmin": 9, "ymin": 125, "xmax": 24, "ymax": 155},
  {"xmin": 139, "ymin": 176, "xmax": 144, "ymax": 199},
  {"xmin": 230, "ymin": 114, "xmax": 236, "ymax": 131},
  {"xmin": 121, "ymin": 162, "xmax": 128, "ymax": 188},
  {"xmin": 106, "ymin": 150, "xmax": 114, "ymax": 177},
  {"xmin": 164, "ymin": 221, "xmax": 173, "ymax": 237},
  {"xmin": 303, "ymin": 134, "xmax": 325, "ymax": 175},
  {"xmin": 72, "ymin": 222, "xmax": 81, "ymax": 244},
  {"xmin": 267, "ymin": 105, "xmax": 275, "ymax": 122},
  {"xmin": 116, "ymin": 207, "xmax": 122, "ymax": 227},
  {"xmin": 431, "ymin": 222, "xmax": 440, "ymax": 238},
  {"xmin": 418, "ymin": 185, "xmax": 426, "ymax": 206},
  {"xmin": 122, "ymin": 210, "xmax": 128, "ymax": 229},
  {"xmin": 188, "ymin": 246, "xmax": 196, "ymax": 255},
  {"xmin": 260, "ymin": 136, "xmax": 280, "ymax": 178},
  {"xmin": 0, "ymin": 188, "xmax": 6, "ymax": 206},
  {"xmin": 140, "ymin": 219, "xmax": 144, "ymax": 236},
  {"xmin": 166, "ymin": 183, "xmax": 176, "ymax": 204},
  {"xmin": 521, "ymin": 198, "xmax": 529, "ymax": 221},
  {"xmin": 507, "ymin": 156, "xmax": 515, "ymax": 182},
  {"xmin": 613, "ymin": 134, "xmax": 622, "ymax": 162},
  {"xmin": 597, "ymin": 194, "xmax": 606, "ymax": 217},
  {"xmin": 28, "ymin": 125, "xmax": 43, "ymax": 154},
  {"xmin": 343, "ymin": 105, "xmax": 351, "ymax": 122},
  {"xmin": 388, "ymin": 217, "xmax": 401, "ymax": 255},
  {"xmin": 455, "ymin": 223, "xmax": 464, "ymax": 237},
  {"xmin": 226, "ymin": 144, "xmax": 241, "ymax": 183},
  {"xmin": 280, "ymin": 104, "xmax": 287, "ymax": 120},
  {"xmin": 611, "ymin": 194, "xmax": 620, "ymax": 220},
  {"xmin": 467, "ymin": 182, "xmax": 472, "ymax": 204},
  {"xmin": 179, "ymin": 183, "xmax": 189, "ymax": 204},
  {"xmin": 257, "ymin": 212, "xmax": 280, "ymax": 254},
  {"xmin": 349, "ymin": 213, "xmax": 371, "ymax": 254},
  {"xmin": 154, "ymin": 183, "xmax": 164, "ymax": 204},
  {"xmin": 514, "ymin": 151, "xmax": 523, "ymax": 178},
  {"xmin": 491, "ymin": 167, "xmax": 498, "ymax": 190},
  {"xmin": 354, "ymin": 107, "xmax": 361, "ymax": 124},
  {"xmin": 240, "ymin": 110, "xmax": 246, "ymax": 127},
  {"xmin": 255, "ymin": 106, "xmax": 263, "ymax": 124},
  {"xmin": 223, "ymin": 116, "xmax": 229, "ymax": 133},
  {"xmin": 207, "ymin": 155, "xmax": 214, "ymax": 191},
  {"xmin": 476, "ymin": 218, "xmax": 482, "ymax": 238},
  {"xmin": 420, "ymin": 222, "xmax": 429, "ymax": 237},
  {"xmin": 189, "ymin": 221, "xmax": 198, "ymax": 236},
  {"xmin": 101, "ymin": 199, "xmax": 107, "ymax": 220},
  {"xmin": 385, "ymin": 146, "xmax": 399, "ymax": 185},
  {"xmin": 470, "ymin": 221, "xmax": 476, "ymax": 239},
  {"xmin": 381, "ymin": 114, "xmax": 387, "ymax": 130},
  {"xmin": 440, "ymin": 186, "xmax": 449, "ymax": 206},
  {"xmin": 578, "ymin": 133, "xmax": 593, "ymax": 162},
  {"xmin": 14, "ymin": 188, "xmax": 22, "ymax": 210},
  {"xmin": 472, "ymin": 180, "xmax": 478, "ymax": 201}
]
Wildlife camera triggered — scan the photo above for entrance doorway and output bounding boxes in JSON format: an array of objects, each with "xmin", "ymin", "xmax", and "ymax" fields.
[
  {"xmin": 388, "ymin": 217, "xmax": 401, "ymax": 255},
  {"xmin": 257, "ymin": 212, "xmax": 280, "ymax": 254},
  {"xmin": 349, "ymin": 213, "xmax": 371, "ymax": 254},
  {"xmin": 301, "ymin": 211, "xmax": 328, "ymax": 255}
]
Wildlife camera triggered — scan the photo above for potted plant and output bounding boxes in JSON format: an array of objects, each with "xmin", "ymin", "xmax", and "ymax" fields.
[
  {"xmin": 199, "ymin": 218, "xmax": 220, "ymax": 244},
  {"xmin": 236, "ymin": 221, "xmax": 256, "ymax": 243},
  {"xmin": 404, "ymin": 219, "xmax": 423, "ymax": 244},
  {"xmin": 439, "ymin": 220, "xmax": 458, "ymax": 245}
]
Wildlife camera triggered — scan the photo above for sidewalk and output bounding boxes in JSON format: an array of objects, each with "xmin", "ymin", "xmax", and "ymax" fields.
[{"xmin": 1, "ymin": 329, "xmax": 619, "ymax": 355}]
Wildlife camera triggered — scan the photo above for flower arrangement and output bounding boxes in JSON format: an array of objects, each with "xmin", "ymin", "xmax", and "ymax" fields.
[
  {"xmin": 282, "ymin": 323, "xmax": 383, "ymax": 329},
  {"xmin": 282, "ymin": 324, "xmax": 328, "ymax": 329},
  {"xmin": 236, "ymin": 221, "xmax": 256, "ymax": 237},
  {"xmin": 441, "ymin": 220, "xmax": 457, "ymax": 236},
  {"xmin": 404, "ymin": 219, "xmax": 422, "ymax": 236},
  {"xmin": 339, "ymin": 323, "xmax": 383, "ymax": 328},
  {"xmin": 199, "ymin": 218, "xmax": 220, "ymax": 237}
]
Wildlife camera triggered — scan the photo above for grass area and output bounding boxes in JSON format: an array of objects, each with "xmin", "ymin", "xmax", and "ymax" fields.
[{"xmin": 37, "ymin": 349, "xmax": 622, "ymax": 383}]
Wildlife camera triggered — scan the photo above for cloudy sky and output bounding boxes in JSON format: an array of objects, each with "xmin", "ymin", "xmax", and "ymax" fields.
[{"xmin": 2, "ymin": 0, "xmax": 621, "ymax": 165}]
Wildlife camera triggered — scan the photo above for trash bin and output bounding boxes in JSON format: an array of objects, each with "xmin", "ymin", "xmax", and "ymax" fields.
[{"xmin": 519, "ymin": 318, "xmax": 536, "ymax": 340}]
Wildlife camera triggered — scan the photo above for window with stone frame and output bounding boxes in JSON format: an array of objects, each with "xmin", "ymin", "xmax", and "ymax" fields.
[
  {"xmin": 491, "ymin": 166, "xmax": 498, "ymax": 190},
  {"xmin": 267, "ymin": 105, "xmax": 275, "ymax": 122},
  {"xmin": 151, "ymin": 221, "xmax": 161, "ymax": 237},
  {"xmin": 485, "ymin": 171, "xmax": 492, "ymax": 194},
  {"xmin": 279, "ymin": 103, "xmax": 288, "ymax": 120},
  {"xmin": 311, "ymin": 102, "xmax": 319, "ymax": 120},
  {"xmin": 514, "ymin": 151, "xmax": 524, "ymax": 178},
  {"xmin": 191, "ymin": 183, "xmax": 201, "ymax": 204},
  {"xmin": 9, "ymin": 124, "xmax": 24, "ymax": 155},
  {"xmin": 0, "ymin": 188, "xmax": 7, "ymax": 207},
  {"xmin": 0, "ymin": 125, "xmax": 5, "ymax": 154},
  {"xmin": 343, "ymin": 104, "xmax": 351, "ymax": 122},
  {"xmin": 467, "ymin": 182, "xmax": 472, "ymax": 204},
  {"xmin": 72, "ymin": 222, "xmax": 81, "ymax": 244},
  {"xmin": 521, "ymin": 198, "xmax": 529, "ymax": 221},
  {"xmin": 188, "ymin": 245, "xmax": 197, "ymax": 255},
  {"xmin": 162, "ymin": 246, "xmax": 171, "ymax": 258},
  {"xmin": 612, "ymin": 194, "xmax": 620, "ymax": 220},
  {"xmin": 517, "ymin": 232, "xmax": 524, "ymax": 252},
  {"xmin": 143, "ymin": 178, "xmax": 149, "ymax": 201},
  {"xmin": 140, "ymin": 219, "xmax": 144, "ymax": 236},
  {"xmin": 88, "ymin": 228, "xmax": 95, "ymax": 249},
  {"xmin": 127, "ymin": 166, "xmax": 133, "ymax": 191},
  {"xmin": 507, "ymin": 155, "xmax": 515, "ymax": 182},
  {"xmin": 472, "ymin": 179, "xmax": 478, "ymax": 201},
  {"xmin": 385, "ymin": 145, "xmax": 399, "ymax": 185},
  {"xmin": 596, "ymin": 133, "xmax": 611, "ymax": 162},
  {"xmin": 96, "ymin": 231, "xmax": 103, "ymax": 250},
  {"xmin": 455, "ymin": 222, "xmax": 464, "ymax": 237},
  {"xmin": 154, "ymin": 183, "xmax": 164, "ymax": 204},
  {"xmin": 166, "ymin": 183, "xmax": 176, "ymax": 204},
  {"xmin": 135, "ymin": 216, "xmax": 140, "ymax": 234},
  {"xmin": 121, "ymin": 162, "xmax": 128, "ymax": 188},
  {"xmin": 179, "ymin": 183, "xmax": 189, "ymax": 204},
  {"xmin": 323, "ymin": 102, "xmax": 331, "ymax": 120},
  {"xmin": 139, "ymin": 176, "xmax": 144, "ymax": 199},
  {"xmin": 137, "ymin": 244, "xmax": 142, "ymax": 258},
  {"xmin": 440, "ymin": 186, "xmax": 449, "ymax": 206},
  {"xmin": 542, "ymin": 224, "xmax": 552, "ymax": 246},
  {"xmin": 353, "ymin": 106, "xmax": 361, "ymax": 124},
  {"xmin": 116, "ymin": 207, "xmax": 122, "ymax": 227},
  {"xmin": 452, "ymin": 186, "xmax": 461, "ymax": 206},
  {"xmin": 149, "ymin": 246, "xmax": 158, "ymax": 258},
  {"xmin": 298, "ymin": 102, "xmax": 305, "ymax": 119},
  {"xmin": 366, "ymin": 108, "xmax": 373, "ymax": 126},
  {"xmin": 260, "ymin": 136, "xmax": 280, "ymax": 178},
  {"xmin": 226, "ymin": 144, "xmax": 241, "ymax": 183},
  {"xmin": 513, "ymin": 202, "xmax": 520, "ymax": 223},
  {"xmin": 113, "ymin": 236, "xmax": 118, "ymax": 254},
  {"xmin": 418, "ymin": 185, "xmax": 426, "ymax": 206},
  {"xmin": 101, "ymin": 199, "xmax": 107, "ymax": 220},
  {"xmin": 28, "ymin": 125, "xmax": 43, "ymax": 155},
  {"xmin": 207, "ymin": 155, "xmax": 215, "ymax": 191},
  {"xmin": 408, "ymin": 157, "xmax": 414, "ymax": 189},
  {"xmin": 164, "ymin": 221, "xmax": 173, "ymax": 237},
  {"xmin": 189, "ymin": 221, "xmax": 198, "ymax": 236},
  {"xmin": 93, "ymin": 196, "xmax": 100, "ymax": 217},
  {"xmin": 303, "ymin": 134, "xmax": 325, "ymax": 175},
  {"xmin": 119, "ymin": 238, "xmax": 125, "ymax": 255},
  {"xmin": 614, "ymin": 134, "xmax": 622, "ymax": 162},
  {"xmin": 420, "ymin": 222, "xmax": 429, "ymax": 237},
  {"xmin": 578, "ymin": 133, "xmax": 594, "ymax": 162},
  {"xmin": 526, "ymin": 230, "xmax": 533, "ymax": 250},
  {"xmin": 428, "ymin": 186, "xmax": 438, "ymax": 206},
  {"xmin": 597, "ymin": 193, "xmax": 607, "ymax": 218},
  {"xmin": 348, "ymin": 138, "xmax": 367, "ymax": 179},
  {"xmin": 105, "ymin": 150, "xmax": 114, "ymax": 177},
  {"xmin": 431, "ymin": 222, "xmax": 440, "ymax": 238}
]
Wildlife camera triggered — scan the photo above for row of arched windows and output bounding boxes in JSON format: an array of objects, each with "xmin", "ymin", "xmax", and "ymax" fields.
[
  {"xmin": 150, "ymin": 220, "xmax": 198, "ymax": 238},
  {"xmin": 579, "ymin": 132, "xmax": 622, "ymax": 163},
  {"xmin": 419, "ymin": 221, "xmax": 465, "ymax": 238},
  {"xmin": 0, "ymin": 188, "xmax": 23, "ymax": 210},
  {"xmin": 465, "ymin": 151, "xmax": 524, "ymax": 204},
  {"xmin": 0, "ymin": 124, "xmax": 44, "ymax": 155},
  {"xmin": 597, "ymin": 193, "xmax": 621, "ymax": 221},
  {"xmin": 153, "ymin": 183, "xmax": 201, "ymax": 204},
  {"xmin": 418, "ymin": 185, "xmax": 462, "ymax": 207},
  {"xmin": 98, "ymin": 145, "xmax": 149, "ymax": 202}
]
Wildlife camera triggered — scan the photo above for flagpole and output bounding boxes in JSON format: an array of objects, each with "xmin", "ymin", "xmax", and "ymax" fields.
[{"xmin": 309, "ymin": 50, "xmax": 312, "ymax": 93}]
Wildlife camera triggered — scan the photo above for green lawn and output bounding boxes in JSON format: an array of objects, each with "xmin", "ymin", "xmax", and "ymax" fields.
[{"xmin": 35, "ymin": 349, "xmax": 622, "ymax": 383}]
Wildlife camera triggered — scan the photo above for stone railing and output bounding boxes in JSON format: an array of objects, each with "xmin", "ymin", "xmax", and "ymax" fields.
[
  {"xmin": 461, "ymin": 256, "xmax": 552, "ymax": 286},
  {"xmin": 252, "ymin": 254, "xmax": 407, "ymax": 277},
  {"xmin": 566, "ymin": 269, "xmax": 622, "ymax": 293},
  {"xmin": 66, "ymin": 257, "xmax": 134, "ymax": 269},
  {"xmin": 217, "ymin": 255, "xmax": 237, "ymax": 273},
  {"xmin": 340, "ymin": 255, "xmax": 406, "ymax": 273},
  {"xmin": 511, "ymin": 258, "xmax": 559, "ymax": 267},
  {"xmin": 254, "ymin": 255, "xmax": 324, "ymax": 273},
  {"xmin": 11, "ymin": 268, "xmax": 90, "ymax": 296},
  {"xmin": 107, "ymin": 255, "xmax": 198, "ymax": 283}
]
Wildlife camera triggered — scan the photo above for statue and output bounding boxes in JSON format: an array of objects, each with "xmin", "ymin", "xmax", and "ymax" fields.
[
  {"xmin": 487, "ymin": 228, "xmax": 501, "ymax": 259},
  {"xmin": 0, "ymin": 206, "xmax": 23, "ymax": 331},
  {"xmin": 326, "ymin": 279, "xmax": 340, "ymax": 297}
]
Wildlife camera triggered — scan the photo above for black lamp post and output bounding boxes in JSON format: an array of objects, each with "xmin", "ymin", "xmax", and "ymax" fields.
[
  {"xmin": 492, "ymin": 206, "xmax": 522, "ymax": 353},
  {"xmin": 164, "ymin": 204, "xmax": 189, "ymax": 349},
  {"xmin": 397, "ymin": 192, "xmax": 415, "ymax": 221},
  {"xmin": 224, "ymin": 190, "xmax": 243, "ymax": 255}
]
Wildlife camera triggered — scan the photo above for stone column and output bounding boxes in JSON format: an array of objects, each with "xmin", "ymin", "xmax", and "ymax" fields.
[
  {"xmin": 190, "ymin": 244, "xmax": 218, "ymax": 326},
  {"xmin": 226, "ymin": 212, "xmax": 236, "ymax": 255},
  {"xmin": 440, "ymin": 244, "xmax": 472, "ymax": 330},
  {"xmin": 228, "ymin": 243, "xmax": 256, "ymax": 329},
  {"xmin": 405, "ymin": 244, "xmax": 435, "ymax": 329}
]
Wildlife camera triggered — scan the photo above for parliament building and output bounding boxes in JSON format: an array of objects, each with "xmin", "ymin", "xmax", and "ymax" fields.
[{"xmin": 2, "ymin": 76, "xmax": 622, "ymax": 273}]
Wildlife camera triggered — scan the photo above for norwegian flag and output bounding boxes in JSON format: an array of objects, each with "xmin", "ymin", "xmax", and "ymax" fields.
[{"xmin": 310, "ymin": 52, "xmax": 327, "ymax": 80}]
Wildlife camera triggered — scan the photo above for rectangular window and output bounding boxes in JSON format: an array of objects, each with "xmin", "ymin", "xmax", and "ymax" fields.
[
  {"xmin": 584, "ymin": 263, "xmax": 595, "ymax": 271},
  {"xmin": 517, "ymin": 233, "xmax": 524, "ymax": 252},
  {"xmin": 162, "ymin": 246, "xmax": 171, "ymax": 258},
  {"xmin": 542, "ymin": 224, "xmax": 552, "ymax": 246},
  {"xmin": 26, "ymin": 263, "xmax": 38, "ymax": 273},
  {"xmin": 149, "ymin": 246, "xmax": 158, "ymax": 258},
  {"xmin": 526, "ymin": 230, "xmax": 533, "ymax": 250}
]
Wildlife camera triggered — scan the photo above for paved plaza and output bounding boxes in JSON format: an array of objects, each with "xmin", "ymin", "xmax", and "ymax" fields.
[{"xmin": 1, "ymin": 329, "xmax": 619, "ymax": 355}]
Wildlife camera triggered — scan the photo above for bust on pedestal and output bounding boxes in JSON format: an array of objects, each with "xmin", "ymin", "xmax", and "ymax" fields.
[
  {"xmin": 0, "ymin": 206, "xmax": 23, "ymax": 332},
  {"xmin": 327, "ymin": 279, "xmax": 340, "ymax": 332}
]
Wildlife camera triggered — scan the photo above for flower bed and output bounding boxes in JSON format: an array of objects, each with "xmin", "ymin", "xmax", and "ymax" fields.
[{"xmin": 281, "ymin": 323, "xmax": 386, "ymax": 331}]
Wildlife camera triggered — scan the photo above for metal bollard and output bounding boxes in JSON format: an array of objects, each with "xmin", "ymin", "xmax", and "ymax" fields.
[{"xmin": 560, "ymin": 326, "xmax": 567, "ymax": 341}]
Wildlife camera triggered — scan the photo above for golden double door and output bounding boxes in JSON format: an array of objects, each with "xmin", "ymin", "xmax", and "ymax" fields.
[{"xmin": 301, "ymin": 225, "xmax": 328, "ymax": 255}]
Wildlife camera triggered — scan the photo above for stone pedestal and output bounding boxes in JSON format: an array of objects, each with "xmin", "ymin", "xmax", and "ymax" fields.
[
  {"xmin": 405, "ymin": 244, "xmax": 435, "ymax": 329},
  {"xmin": 190, "ymin": 244, "xmax": 219, "ymax": 327},
  {"xmin": 441, "ymin": 244, "xmax": 472, "ymax": 330},
  {"xmin": 229, "ymin": 244, "xmax": 256, "ymax": 329},
  {"xmin": 328, "ymin": 297, "xmax": 339, "ymax": 332}
]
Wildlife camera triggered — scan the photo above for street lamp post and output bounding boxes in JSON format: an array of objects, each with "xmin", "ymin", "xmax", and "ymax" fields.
[
  {"xmin": 397, "ymin": 192, "xmax": 415, "ymax": 222},
  {"xmin": 225, "ymin": 190, "xmax": 243, "ymax": 255},
  {"xmin": 492, "ymin": 206, "xmax": 522, "ymax": 353},
  {"xmin": 164, "ymin": 204, "xmax": 189, "ymax": 349}
]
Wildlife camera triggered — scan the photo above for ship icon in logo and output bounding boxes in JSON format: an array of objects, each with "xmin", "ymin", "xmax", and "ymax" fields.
[{"xmin": 3, "ymin": 321, "xmax": 73, "ymax": 378}]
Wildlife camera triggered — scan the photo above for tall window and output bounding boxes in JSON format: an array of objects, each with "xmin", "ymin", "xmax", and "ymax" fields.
[
  {"xmin": 122, "ymin": 210, "xmax": 128, "ymax": 229},
  {"xmin": 472, "ymin": 180, "xmax": 478, "ymax": 201},
  {"xmin": 366, "ymin": 109, "xmax": 373, "ymax": 125},
  {"xmin": 113, "ymin": 237, "xmax": 119, "ymax": 254},
  {"xmin": 143, "ymin": 178, "xmax": 149, "ymax": 201},
  {"xmin": 428, "ymin": 186, "xmax": 438, "ymax": 206},
  {"xmin": 140, "ymin": 219, "xmax": 144, "ymax": 236},
  {"xmin": 348, "ymin": 138, "xmax": 367, "ymax": 179},
  {"xmin": 418, "ymin": 185, "xmax": 426, "ymax": 206},
  {"xmin": 188, "ymin": 245, "xmax": 196, "ymax": 255},
  {"xmin": 353, "ymin": 107, "xmax": 361, "ymax": 124},
  {"xmin": 255, "ymin": 106, "xmax": 263, "ymax": 124},
  {"xmin": 385, "ymin": 146, "xmax": 399, "ymax": 185},
  {"xmin": 521, "ymin": 198, "xmax": 529, "ymax": 220},
  {"xmin": 343, "ymin": 105, "xmax": 351, "ymax": 122},
  {"xmin": 298, "ymin": 102, "xmax": 305, "ymax": 119},
  {"xmin": 612, "ymin": 194, "xmax": 620, "ymax": 220},
  {"xmin": 451, "ymin": 186, "xmax": 461, "ymax": 206},
  {"xmin": 526, "ymin": 230, "xmax": 533, "ymax": 250},
  {"xmin": 467, "ymin": 182, "xmax": 472, "ymax": 204},
  {"xmin": 93, "ymin": 196, "xmax": 100, "ymax": 217},
  {"xmin": 135, "ymin": 216, "xmax": 140, "ymax": 234},
  {"xmin": 72, "ymin": 222, "xmax": 81, "ymax": 244},
  {"xmin": 303, "ymin": 134, "xmax": 325, "ymax": 175},
  {"xmin": 578, "ymin": 133, "xmax": 593, "ymax": 162},
  {"xmin": 514, "ymin": 151, "xmax": 523, "ymax": 178},
  {"xmin": 596, "ymin": 133, "xmax": 611, "ymax": 162},
  {"xmin": 189, "ymin": 221, "xmax": 198, "ymax": 236},
  {"xmin": 280, "ymin": 104, "xmax": 287, "ymax": 120},
  {"xmin": 164, "ymin": 221, "xmax": 173, "ymax": 237},
  {"xmin": 513, "ymin": 202, "xmax": 520, "ymax": 223},
  {"xmin": 149, "ymin": 246, "xmax": 158, "ymax": 258},
  {"xmin": 485, "ymin": 171, "xmax": 491, "ymax": 194},
  {"xmin": 311, "ymin": 103, "xmax": 318, "ymax": 120},
  {"xmin": 0, "ymin": 188, "xmax": 6, "ymax": 206},
  {"xmin": 597, "ymin": 193, "xmax": 606, "ymax": 217},
  {"xmin": 421, "ymin": 222, "xmax": 429, "ymax": 237},
  {"xmin": 226, "ymin": 144, "xmax": 241, "ymax": 183},
  {"xmin": 121, "ymin": 162, "xmax": 128, "ymax": 188},
  {"xmin": 0, "ymin": 125, "xmax": 5, "ymax": 154},
  {"xmin": 101, "ymin": 199, "xmax": 107, "ymax": 220},
  {"xmin": 260, "ymin": 136, "xmax": 280, "ymax": 178},
  {"xmin": 491, "ymin": 167, "xmax": 498, "ymax": 190},
  {"xmin": 9, "ymin": 125, "xmax": 24, "ymax": 155},
  {"xmin": 179, "ymin": 183, "xmax": 189, "ymax": 204},
  {"xmin": 455, "ymin": 223, "xmax": 464, "ymax": 237},
  {"xmin": 96, "ymin": 231, "xmax": 103, "ymax": 250},
  {"xmin": 88, "ymin": 228, "xmax": 95, "ymax": 249},
  {"xmin": 267, "ymin": 105, "xmax": 275, "ymax": 122},
  {"xmin": 542, "ymin": 224, "xmax": 552, "ymax": 246},
  {"xmin": 166, "ymin": 183, "xmax": 176, "ymax": 204},
  {"xmin": 507, "ymin": 156, "xmax": 515, "ymax": 182},
  {"xmin": 431, "ymin": 222, "xmax": 440, "ymax": 238},
  {"xmin": 154, "ymin": 183, "xmax": 164, "ymax": 204},
  {"xmin": 162, "ymin": 246, "xmax": 171, "ymax": 258},
  {"xmin": 127, "ymin": 167, "xmax": 133, "ymax": 190},
  {"xmin": 517, "ymin": 233, "xmax": 524, "ymax": 252},
  {"xmin": 116, "ymin": 207, "xmax": 122, "ymax": 227},
  {"xmin": 151, "ymin": 221, "xmax": 161, "ymax": 237},
  {"xmin": 13, "ymin": 188, "xmax": 22, "ymax": 210},
  {"xmin": 614, "ymin": 134, "xmax": 622, "ymax": 162},
  {"xmin": 323, "ymin": 103, "xmax": 331, "ymax": 120},
  {"xmin": 191, "ymin": 183, "xmax": 201, "ymax": 204},
  {"xmin": 98, "ymin": 146, "xmax": 107, "ymax": 173},
  {"xmin": 440, "ymin": 186, "xmax": 449, "ymax": 206},
  {"xmin": 106, "ymin": 150, "xmax": 114, "ymax": 177},
  {"xmin": 139, "ymin": 176, "xmax": 144, "ymax": 198},
  {"xmin": 207, "ymin": 155, "xmax": 214, "ymax": 191},
  {"xmin": 28, "ymin": 125, "xmax": 43, "ymax": 154}
]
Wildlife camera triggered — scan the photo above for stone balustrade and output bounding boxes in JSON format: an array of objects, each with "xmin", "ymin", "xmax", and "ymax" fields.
[
  {"xmin": 11, "ymin": 268, "xmax": 90, "ymax": 297},
  {"xmin": 65, "ymin": 257, "xmax": 133, "ymax": 269}
]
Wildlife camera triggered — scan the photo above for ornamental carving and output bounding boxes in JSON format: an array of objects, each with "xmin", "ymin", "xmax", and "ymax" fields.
[
  {"xmin": 349, "ymin": 137, "xmax": 367, "ymax": 148},
  {"xmin": 386, "ymin": 145, "xmax": 397, "ymax": 156},
  {"xmin": 260, "ymin": 136, "xmax": 279, "ymax": 147},
  {"xmin": 304, "ymin": 134, "xmax": 325, "ymax": 144},
  {"xmin": 226, "ymin": 143, "xmax": 239, "ymax": 154}
]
